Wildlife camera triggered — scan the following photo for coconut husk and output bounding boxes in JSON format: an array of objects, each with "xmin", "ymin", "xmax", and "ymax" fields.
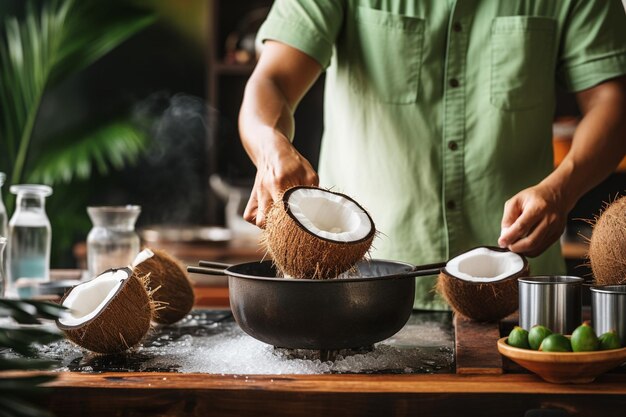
[
  {"xmin": 57, "ymin": 271, "xmax": 153, "ymax": 354},
  {"xmin": 588, "ymin": 196, "xmax": 626, "ymax": 285},
  {"xmin": 134, "ymin": 248, "xmax": 195, "ymax": 324},
  {"xmin": 263, "ymin": 186, "xmax": 375, "ymax": 279}
]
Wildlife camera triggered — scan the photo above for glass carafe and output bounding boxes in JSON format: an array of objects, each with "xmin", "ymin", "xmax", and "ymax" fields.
[
  {"xmin": 0, "ymin": 172, "xmax": 7, "ymax": 239},
  {"xmin": 7, "ymin": 184, "xmax": 53, "ymax": 298},
  {"xmin": 0, "ymin": 173, "xmax": 7, "ymax": 281},
  {"xmin": 87, "ymin": 205, "xmax": 141, "ymax": 278},
  {"xmin": 0, "ymin": 237, "xmax": 6, "ymax": 297}
]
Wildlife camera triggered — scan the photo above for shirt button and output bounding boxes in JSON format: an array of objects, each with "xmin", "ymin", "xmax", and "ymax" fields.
[
  {"xmin": 449, "ymin": 78, "xmax": 460, "ymax": 88},
  {"xmin": 453, "ymin": 22, "xmax": 462, "ymax": 32},
  {"xmin": 447, "ymin": 200, "xmax": 456, "ymax": 210},
  {"xmin": 448, "ymin": 141, "xmax": 458, "ymax": 151}
]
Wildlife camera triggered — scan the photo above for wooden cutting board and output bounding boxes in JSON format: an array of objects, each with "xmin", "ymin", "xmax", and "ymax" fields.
[{"xmin": 454, "ymin": 312, "xmax": 519, "ymax": 374}]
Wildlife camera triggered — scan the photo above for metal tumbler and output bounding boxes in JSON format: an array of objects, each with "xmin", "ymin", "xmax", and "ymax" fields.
[
  {"xmin": 518, "ymin": 276, "xmax": 583, "ymax": 334},
  {"xmin": 591, "ymin": 285, "xmax": 626, "ymax": 346}
]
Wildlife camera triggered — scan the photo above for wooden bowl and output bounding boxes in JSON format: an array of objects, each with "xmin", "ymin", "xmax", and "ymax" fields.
[{"xmin": 497, "ymin": 337, "xmax": 626, "ymax": 384}]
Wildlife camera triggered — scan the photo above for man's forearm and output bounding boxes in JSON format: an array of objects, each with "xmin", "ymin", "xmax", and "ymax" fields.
[
  {"xmin": 239, "ymin": 75, "xmax": 296, "ymax": 167},
  {"xmin": 541, "ymin": 77, "xmax": 626, "ymax": 211}
]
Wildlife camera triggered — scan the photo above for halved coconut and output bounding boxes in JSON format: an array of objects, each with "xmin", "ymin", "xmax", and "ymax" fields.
[
  {"xmin": 264, "ymin": 186, "xmax": 376, "ymax": 279},
  {"xmin": 588, "ymin": 196, "xmax": 626, "ymax": 285},
  {"xmin": 56, "ymin": 268, "xmax": 153, "ymax": 354},
  {"xmin": 437, "ymin": 246, "xmax": 529, "ymax": 322},
  {"xmin": 132, "ymin": 248, "xmax": 195, "ymax": 324}
]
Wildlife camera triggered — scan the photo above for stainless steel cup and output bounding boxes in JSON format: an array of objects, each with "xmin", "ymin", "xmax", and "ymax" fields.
[
  {"xmin": 518, "ymin": 276, "xmax": 583, "ymax": 334},
  {"xmin": 591, "ymin": 285, "xmax": 626, "ymax": 346}
]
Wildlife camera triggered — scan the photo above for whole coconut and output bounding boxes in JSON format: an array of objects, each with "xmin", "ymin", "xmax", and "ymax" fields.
[{"xmin": 589, "ymin": 196, "xmax": 626, "ymax": 285}]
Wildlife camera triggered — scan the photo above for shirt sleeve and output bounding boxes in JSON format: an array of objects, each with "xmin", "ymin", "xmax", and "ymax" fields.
[
  {"xmin": 256, "ymin": 0, "xmax": 345, "ymax": 69},
  {"xmin": 557, "ymin": 0, "xmax": 626, "ymax": 92}
]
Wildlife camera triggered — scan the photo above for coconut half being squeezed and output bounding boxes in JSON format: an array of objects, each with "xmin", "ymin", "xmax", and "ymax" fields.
[
  {"xmin": 437, "ymin": 246, "xmax": 528, "ymax": 322},
  {"xmin": 264, "ymin": 186, "xmax": 376, "ymax": 279},
  {"xmin": 56, "ymin": 267, "xmax": 153, "ymax": 354}
]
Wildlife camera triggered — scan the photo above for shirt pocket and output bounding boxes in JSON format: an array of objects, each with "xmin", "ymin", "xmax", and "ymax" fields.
[
  {"xmin": 349, "ymin": 6, "xmax": 425, "ymax": 104},
  {"xmin": 490, "ymin": 16, "xmax": 557, "ymax": 111}
]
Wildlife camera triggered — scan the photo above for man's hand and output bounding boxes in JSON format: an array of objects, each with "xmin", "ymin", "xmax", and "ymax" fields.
[
  {"xmin": 499, "ymin": 76, "xmax": 626, "ymax": 257},
  {"xmin": 243, "ymin": 133, "xmax": 318, "ymax": 227},
  {"xmin": 498, "ymin": 184, "xmax": 568, "ymax": 257}
]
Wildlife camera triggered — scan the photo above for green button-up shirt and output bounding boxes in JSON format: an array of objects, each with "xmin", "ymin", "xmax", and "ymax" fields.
[{"xmin": 258, "ymin": 0, "xmax": 626, "ymax": 309}]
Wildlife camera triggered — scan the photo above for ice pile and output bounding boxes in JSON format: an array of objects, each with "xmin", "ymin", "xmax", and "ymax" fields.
[{"xmin": 6, "ymin": 311, "xmax": 454, "ymax": 375}]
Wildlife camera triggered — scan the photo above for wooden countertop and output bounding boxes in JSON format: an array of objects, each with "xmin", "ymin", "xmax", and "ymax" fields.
[
  {"xmin": 9, "ymin": 371, "xmax": 626, "ymax": 417},
  {"xmin": 29, "ymin": 239, "xmax": 611, "ymax": 417}
]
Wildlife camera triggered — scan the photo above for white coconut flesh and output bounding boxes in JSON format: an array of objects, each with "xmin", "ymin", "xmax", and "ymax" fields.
[
  {"xmin": 58, "ymin": 269, "xmax": 130, "ymax": 327},
  {"xmin": 286, "ymin": 188, "xmax": 372, "ymax": 242},
  {"xmin": 445, "ymin": 247, "xmax": 524, "ymax": 282}
]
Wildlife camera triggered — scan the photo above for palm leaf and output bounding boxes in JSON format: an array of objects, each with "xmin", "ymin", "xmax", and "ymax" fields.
[
  {"xmin": 0, "ymin": 328, "xmax": 64, "ymax": 356},
  {"xmin": 0, "ymin": 358, "xmax": 59, "ymax": 371},
  {"xmin": 0, "ymin": 300, "xmax": 66, "ymax": 324},
  {"xmin": 0, "ymin": 396, "xmax": 55, "ymax": 417},
  {"xmin": 0, "ymin": 0, "xmax": 155, "ymax": 188},
  {"xmin": 27, "ymin": 121, "xmax": 148, "ymax": 185}
]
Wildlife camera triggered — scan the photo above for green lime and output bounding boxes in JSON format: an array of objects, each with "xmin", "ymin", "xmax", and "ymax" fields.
[
  {"xmin": 598, "ymin": 330, "xmax": 622, "ymax": 350},
  {"xmin": 508, "ymin": 326, "xmax": 530, "ymax": 349},
  {"xmin": 571, "ymin": 321, "xmax": 600, "ymax": 352},
  {"xmin": 539, "ymin": 334, "xmax": 572, "ymax": 352},
  {"xmin": 528, "ymin": 325, "xmax": 552, "ymax": 350}
]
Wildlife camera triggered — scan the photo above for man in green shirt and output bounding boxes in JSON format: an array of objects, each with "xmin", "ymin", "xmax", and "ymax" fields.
[{"xmin": 239, "ymin": 0, "xmax": 626, "ymax": 309}]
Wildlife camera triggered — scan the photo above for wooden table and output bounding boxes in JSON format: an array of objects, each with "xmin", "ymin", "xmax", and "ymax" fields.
[
  {"xmin": 14, "ymin": 297, "xmax": 626, "ymax": 417},
  {"xmin": 12, "ymin": 371, "xmax": 625, "ymax": 416},
  {"xmin": 19, "ymin": 242, "xmax": 626, "ymax": 416}
]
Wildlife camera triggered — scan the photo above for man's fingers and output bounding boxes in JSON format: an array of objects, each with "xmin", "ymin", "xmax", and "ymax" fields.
[
  {"xmin": 507, "ymin": 218, "xmax": 551, "ymax": 257},
  {"xmin": 255, "ymin": 191, "xmax": 274, "ymax": 229},
  {"xmin": 243, "ymin": 192, "xmax": 259, "ymax": 225},
  {"xmin": 498, "ymin": 209, "xmax": 538, "ymax": 248},
  {"xmin": 501, "ymin": 198, "xmax": 522, "ymax": 229}
]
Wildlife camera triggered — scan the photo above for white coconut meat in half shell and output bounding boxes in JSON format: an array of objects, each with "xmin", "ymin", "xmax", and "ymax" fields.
[
  {"xmin": 56, "ymin": 268, "xmax": 152, "ymax": 354},
  {"xmin": 437, "ymin": 246, "xmax": 528, "ymax": 322},
  {"xmin": 264, "ymin": 186, "xmax": 376, "ymax": 279}
]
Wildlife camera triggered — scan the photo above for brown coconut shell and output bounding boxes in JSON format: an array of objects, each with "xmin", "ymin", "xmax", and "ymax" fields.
[
  {"xmin": 263, "ymin": 186, "xmax": 376, "ymax": 279},
  {"xmin": 57, "ymin": 270, "xmax": 153, "ymax": 354},
  {"xmin": 436, "ymin": 247, "xmax": 529, "ymax": 322},
  {"xmin": 589, "ymin": 196, "xmax": 626, "ymax": 285},
  {"xmin": 134, "ymin": 248, "xmax": 195, "ymax": 324}
]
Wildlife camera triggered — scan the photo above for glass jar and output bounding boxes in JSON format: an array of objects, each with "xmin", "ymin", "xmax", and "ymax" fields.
[
  {"xmin": 87, "ymin": 205, "xmax": 141, "ymax": 278},
  {"xmin": 0, "ymin": 236, "xmax": 6, "ymax": 297},
  {"xmin": 7, "ymin": 184, "xmax": 53, "ymax": 298},
  {"xmin": 0, "ymin": 173, "xmax": 7, "ymax": 282},
  {"xmin": 0, "ymin": 172, "xmax": 7, "ymax": 239}
]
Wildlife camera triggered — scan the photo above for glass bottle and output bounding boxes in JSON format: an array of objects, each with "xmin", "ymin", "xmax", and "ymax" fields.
[
  {"xmin": 0, "ymin": 172, "xmax": 7, "ymax": 239},
  {"xmin": 0, "ymin": 173, "xmax": 7, "ymax": 282},
  {"xmin": 86, "ymin": 205, "xmax": 141, "ymax": 278},
  {"xmin": 7, "ymin": 184, "xmax": 53, "ymax": 298},
  {"xmin": 0, "ymin": 237, "xmax": 6, "ymax": 297}
]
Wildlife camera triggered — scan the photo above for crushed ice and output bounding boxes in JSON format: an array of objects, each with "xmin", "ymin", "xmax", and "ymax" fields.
[{"xmin": 2, "ymin": 311, "xmax": 454, "ymax": 375}]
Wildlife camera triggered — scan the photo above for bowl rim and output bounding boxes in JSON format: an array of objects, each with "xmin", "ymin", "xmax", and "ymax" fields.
[{"xmin": 497, "ymin": 337, "xmax": 626, "ymax": 363}]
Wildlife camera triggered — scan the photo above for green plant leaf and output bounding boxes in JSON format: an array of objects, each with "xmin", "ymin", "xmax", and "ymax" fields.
[
  {"xmin": 0, "ymin": 327, "xmax": 64, "ymax": 356},
  {"xmin": 27, "ymin": 121, "xmax": 148, "ymax": 185},
  {"xmin": 0, "ymin": 375, "xmax": 57, "ymax": 390},
  {"xmin": 0, "ymin": 300, "xmax": 66, "ymax": 324},
  {"xmin": 0, "ymin": 0, "xmax": 155, "ymax": 188},
  {"xmin": 0, "ymin": 396, "xmax": 55, "ymax": 417},
  {"xmin": 0, "ymin": 358, "xmax": 59, "ymax": 371}
]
